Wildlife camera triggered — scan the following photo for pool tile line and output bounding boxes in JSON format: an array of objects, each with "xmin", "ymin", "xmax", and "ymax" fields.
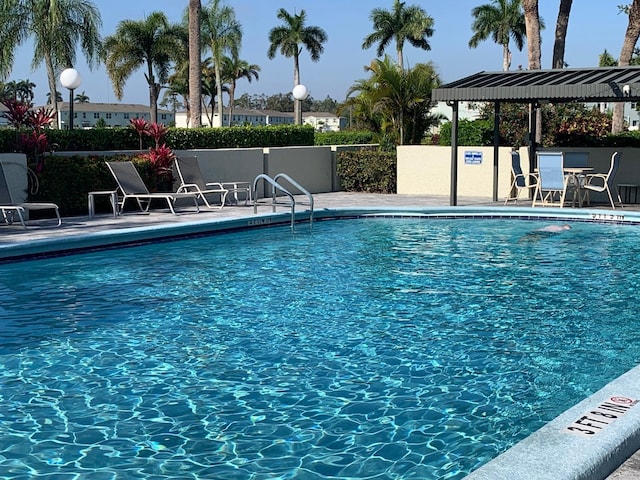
[{"xmin": 3, "ymin": 204, "xmax": 640, "ymax": 263}]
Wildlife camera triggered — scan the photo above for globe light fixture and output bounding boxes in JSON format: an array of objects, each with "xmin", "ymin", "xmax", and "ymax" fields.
[
  {"xmin": 60, "ymin": 68, "xmax": 82, "ymax": 130},
  {"xmin": 292, "ymin": 84, "xmax": 309, "ymax": 125}
]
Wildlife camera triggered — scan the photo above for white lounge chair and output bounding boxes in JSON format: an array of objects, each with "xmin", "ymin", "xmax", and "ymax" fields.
[
  {"xmin": 174, "ymin": 156, "xmax": 228, "ymax": 209},
  {"xmin": 0, "ymin": 162, "xmax": 61, "ymax": 227},
  {"xmin": 175, "ymin": 156, "xmax": 251, "ymax": 207},
  {"xmin": 105, "ymin": 161, "xmax": 200, "ymax": 215}
]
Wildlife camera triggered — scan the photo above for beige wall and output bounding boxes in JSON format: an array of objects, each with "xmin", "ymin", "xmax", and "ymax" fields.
[
  {"xmin": 397, "ymin": 146, "xmax": 520, "ymax": 198},
  {"xmin": 397, "ymin": 146, "xmax": 640, "ymax": 203}
]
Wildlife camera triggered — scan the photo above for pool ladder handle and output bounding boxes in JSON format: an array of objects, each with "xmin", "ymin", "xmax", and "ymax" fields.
[{"xmin": 252, "ymin": 173, "xmax": 314, "ymax": 230}]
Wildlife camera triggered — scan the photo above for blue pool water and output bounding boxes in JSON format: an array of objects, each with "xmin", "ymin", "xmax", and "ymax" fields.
[{"xmin": 2, "ymin": 217, "xmax": 640, "ymax": 479}]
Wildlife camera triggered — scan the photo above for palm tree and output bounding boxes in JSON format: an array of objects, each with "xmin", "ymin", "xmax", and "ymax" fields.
[
  {"xmin": 469, "ymin": 0, "xmax": 526, "ymax": 71},
  {"xmin": 222, "ymin": 56, "xmax": 260, "ymax": 126},
  {"xmin": 188, "ymin": 0, "xmax": 202, "ymax": 128},
  {"xmin": 46, "ymin": 90, "xmax": 63, "ymax": 105},
  {"xmin": 2, "ymin": 79, "xmax": 36, "ymax": 103},
  {"xmin": 200, "ymin": 59, "xmax": 228, "ymax": 126},
  {"xmin": 0, "ymin": 0, "xmax": 101, "ymax": 123},
  {"xmin": 74, "ymin": 91, "xmax": 90, "ymax": 103},
  {"xmin": 361, "ymin": 0, "xmax": 434, "ymax": 71},
  {"xmin": 552, "ymin": 0, "xmax": 573, "ymax": 69},
  {"xmin": 613, "ymin": 0, "xmax": 640, "ymax": 133},
  {"xmin": 267, "ymin": 8, "xmax": 327, "ymax": 125},
  {"xmin": 344, "ymin": 56, "xmax": 439, "ymax": 145},
  {"xmin": 103, "ymin": 12, "xmax": 183, "ymax": 124},
  {"xmin": 201, "ymin": 0, "xmax": 242, "ymax": 126}
]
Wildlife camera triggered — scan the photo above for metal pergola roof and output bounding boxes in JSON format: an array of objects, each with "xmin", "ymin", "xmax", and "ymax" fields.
[
  {"xmin": 431, "ymin": 66, "xmax": 640, "ymax": 206},
  {"xmin": 432, "ymin": 65, "xmax": 640, "ymax": 104}
]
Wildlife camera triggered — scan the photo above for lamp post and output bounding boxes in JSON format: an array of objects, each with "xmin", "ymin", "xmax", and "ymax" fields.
[
  {"xmin": 292, "ymin": 84, "xmax": 308, "ymax": 125},
  {"xmin": 60, "ymin": 68, "xmax": 82, "ymax": 130}
]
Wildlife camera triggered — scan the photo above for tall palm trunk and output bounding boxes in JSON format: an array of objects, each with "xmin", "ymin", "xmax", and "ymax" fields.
[
  {"xmin": 523, "ymin": 0, "xmax": 542, "ymax": 144},
  {"xmin": 552, "ymin": 0, "xmax": 573, "ymax": 69},
  {"xmin": 613, "ymin": 0, "xmax": 640, "ymax": 133},
  {"xmin": 44, "ymin": 51, "xmax": 59, "ymax": 128},
  {"xmin": 502, "ymin": 43, "xmax": 511, "ymax": 71},
  {"xmin": 145, "ymin": 64, "xmax": 159, "ymax": 124},
  {"xmin": 523, "ymin": 0, "xmax": 541, "ymax": 70},
  {"xmin": 227, "ymin": 82, "xmax": 236, "ymax": 127},
  {"xmin": 188, "ymin": 0, "xmax": 202, "ymax": 128},
  {"xmin": 293, "ymin": 51, "xmax": 301, "ymax": 124},
  {"xmin": 214, "ymin": 56, "xmax": 223, "ymax": 127}
]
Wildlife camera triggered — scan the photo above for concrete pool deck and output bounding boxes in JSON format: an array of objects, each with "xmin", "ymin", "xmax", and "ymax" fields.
[{"xmin": 2, "ymin": 191, "xmax": 640, "ymax": 479}]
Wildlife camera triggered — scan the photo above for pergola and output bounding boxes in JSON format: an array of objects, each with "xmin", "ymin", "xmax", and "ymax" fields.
[{"xmin": 431, "ymin": 65, "xmax": 640, "ymax": 205}]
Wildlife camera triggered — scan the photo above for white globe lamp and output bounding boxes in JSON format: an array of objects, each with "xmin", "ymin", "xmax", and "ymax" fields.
[
  {"xmin": 60, "ymin": 68, "xmax": 82, "ymax": 130},
  {"xmin": 292, "ymin": 84, "xmax": 308, "ymax": 125}
]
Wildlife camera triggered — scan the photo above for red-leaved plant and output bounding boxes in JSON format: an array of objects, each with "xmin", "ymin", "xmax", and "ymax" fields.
[
  {"xmin": 131, "ymin": 119, "xmax": 175, "ymax": 191},
  {"xmin": 130, "ymin": 117, "xmax": 151, "ymax": 150},
  {"xmin": 1, "ymin": 100, "xmax": 56, "ymax": 172}
]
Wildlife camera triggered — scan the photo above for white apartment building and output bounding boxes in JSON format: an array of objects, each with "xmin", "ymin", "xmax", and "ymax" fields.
[
  {"xmin": 52, "ymin": 102, "xmax": 174, "ymax": 129},
  {"xmin": 174, "ymin": 108, "xmax": 346, "ymax": 131}
]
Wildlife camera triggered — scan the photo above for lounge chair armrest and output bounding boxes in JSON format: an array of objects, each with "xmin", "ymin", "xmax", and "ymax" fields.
[
  {"xmin": 176, "ymin": 183, "xmax": 200, "ymax": 193},
  {"xmin": 204, "ymin": 182, "xmax": 225, "ymax": 189},
  {"xmin": 583, "ymin": 174, "xmax": 607, "ymax": 187}
]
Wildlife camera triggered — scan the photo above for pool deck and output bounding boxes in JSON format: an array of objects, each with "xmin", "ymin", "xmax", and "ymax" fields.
[{"xmin": 3, "ymin": 191, "xmax": 640, "ymax": 480}]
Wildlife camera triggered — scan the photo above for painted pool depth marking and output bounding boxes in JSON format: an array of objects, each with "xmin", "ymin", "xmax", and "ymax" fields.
[{"xmin": 566, "ymin": 396, "xmax": 638, "ymax": 437}]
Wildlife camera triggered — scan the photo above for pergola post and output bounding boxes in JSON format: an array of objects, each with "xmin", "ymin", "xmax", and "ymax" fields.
[
  {"xmin": 449, "ymin": 101, "xmax": 459, "ymax": 206},
  {"xmin": 493, "ymin": 101, "xmax": 501, "ymax": 201}
]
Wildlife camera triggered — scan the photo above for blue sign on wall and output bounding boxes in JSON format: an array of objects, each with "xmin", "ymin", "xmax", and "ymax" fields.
[{"xmin": 464, "ymin": 151, "xmax": 482, "ymax": 165}]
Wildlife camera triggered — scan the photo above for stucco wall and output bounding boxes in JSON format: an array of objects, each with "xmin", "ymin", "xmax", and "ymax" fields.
[{"xmin": 397, "ymin": 146, "xmax": 640, "ymax": 203}]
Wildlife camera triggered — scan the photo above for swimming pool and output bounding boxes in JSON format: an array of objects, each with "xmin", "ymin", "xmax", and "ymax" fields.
[{"xmin": 2, "ymin": 217, "xmax": 640, "ymax": 479}]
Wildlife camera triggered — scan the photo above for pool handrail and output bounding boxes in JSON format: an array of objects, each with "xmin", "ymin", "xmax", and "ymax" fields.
[
  {"xmin": 252, "ymin": 174, "xmax": 296, "ymax": 230},
  {"xmin": 273, "ymin": 173, "xmax": 314, "ymax": 228}
]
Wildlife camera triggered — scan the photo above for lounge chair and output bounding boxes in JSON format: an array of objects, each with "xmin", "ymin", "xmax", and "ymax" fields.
[
  {"xmin": 174, "ymin": 156, "xmax": 228, "ymax": 209},
  {"xmin": 175, "ymin": 156, "xmax": 251, "ymax": 207},
  {"xmin": 105, "ymin": 161, "xmax": 200, "ymax": 215},
  {"xmin": 0, "ymin": 162, "xmax": 61, "ymax": 228}
]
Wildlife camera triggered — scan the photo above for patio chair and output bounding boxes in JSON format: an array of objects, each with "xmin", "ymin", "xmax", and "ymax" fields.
[
  {"xmin": 174, "ymin": 156, "xmax": 228, "ymax": 209},
  {"xmin": 0, "ymin": 162, "xmax": 61, "ymax": 228},
  {"xmin": 504, "ymin": 151, "xmax": 538, "ymax": 205},
  {"xmin": 532, "ymin": 152, "xmax": 573, "ymax": 208},
  {"xmin": 175, "ymin": 156, "xmax": 251, "ymax": 207},
  {"xmin": 581, "ymin": 151, "xmax": 623, "ymax": 209},
  {"xmin": 105, "ymin": 161, "xmax": 200, "ymax": 215}
]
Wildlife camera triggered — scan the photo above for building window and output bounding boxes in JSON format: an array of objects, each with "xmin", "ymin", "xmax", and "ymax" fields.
[
  {"xmin": 94, "ymin": 113, "xmax": 100, "ymax": 119},
  {"xmin": 106, "ymin": 113, "xmax": 112, "ymax": 119},
  {"xmin": 124, "ymin": 113, "xmax": 130, "ymax": 119},
  {"xmin": 161, "ymin": 114, "xmax": 167, "ymax": 120},
  {"xmin": 82, "ymin": 113, "xmax": 86, "ymax": 118}
]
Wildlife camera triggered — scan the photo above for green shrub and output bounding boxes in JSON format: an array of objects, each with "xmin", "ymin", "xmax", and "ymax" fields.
[
  {"xmin": 438, "ymin": 119, "xmax": 494, "ymax": 146},
  {"xmin": 0, "ymin": 124, "xmax": 316, "ymax": 154},
  {"xmin": 29, "ymin": 155, "xmax": 119, "ymax": 216},
  {"xmin": 315, "ymin": 130, "xmax": 376, "ymax": 145},
  {"xmin": 337, "ymin": 150, "xmax": 396, "ymax": 193}
]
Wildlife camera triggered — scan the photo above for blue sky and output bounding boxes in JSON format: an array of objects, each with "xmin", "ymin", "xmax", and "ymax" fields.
[{"xmin": 8, "ymin": 0, "xmax": 631, "ymax": 106}]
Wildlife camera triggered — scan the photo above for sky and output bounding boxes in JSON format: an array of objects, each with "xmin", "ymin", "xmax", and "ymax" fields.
[{"xmin": 7, "ymin": 0, "xmax": 632, "ymax": 107}]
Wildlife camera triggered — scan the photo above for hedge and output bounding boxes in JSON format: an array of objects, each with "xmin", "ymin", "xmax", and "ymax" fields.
[{"xmin": 337, "ymin": 149, "xmax": 396, "ymax": 194}]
